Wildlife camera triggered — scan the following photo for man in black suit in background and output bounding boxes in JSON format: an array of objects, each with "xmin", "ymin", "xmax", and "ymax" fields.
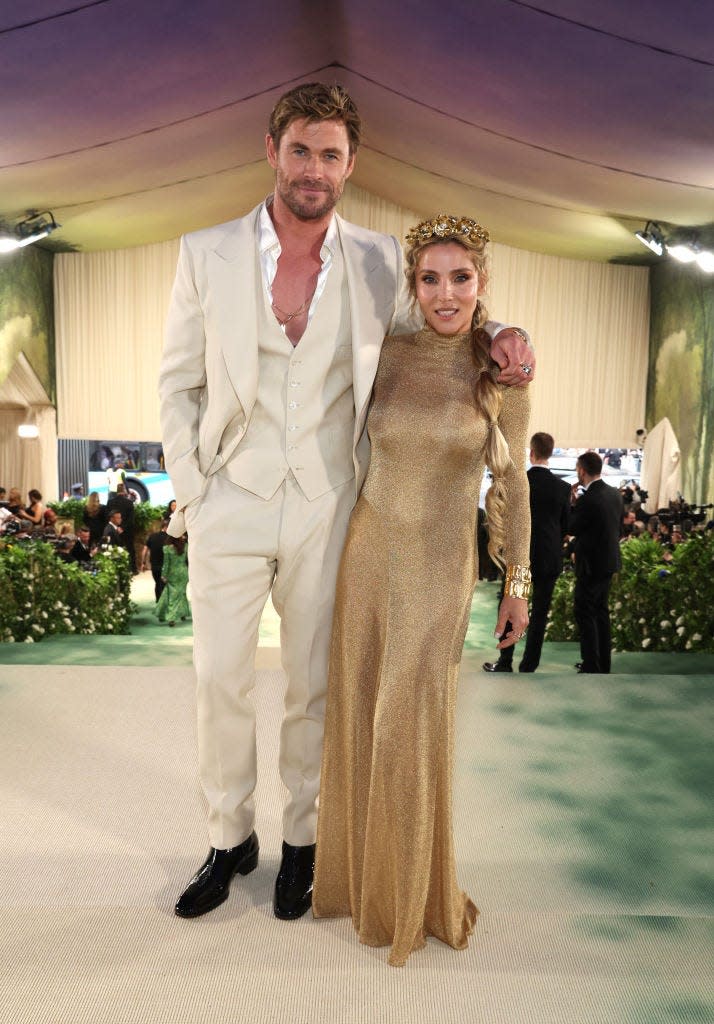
[
  {"xmin": 106, "ymin": 482, "xmax": 137, "ymax": 573},
  {"xmin": 484, "ymin": 432, "xmax": 570, "ymax": 673},
  {"xmin": 67, "ymin": 525, "xmax": 95, "ymax": 564},
  {"xmin": 568, "ymin": 450, "xmax": 623, "ymax": 674}
]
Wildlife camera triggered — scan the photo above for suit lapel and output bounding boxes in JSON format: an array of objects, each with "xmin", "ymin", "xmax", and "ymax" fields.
[
  {"xmin": 205, "ymin": 209, "xmax": 396, "ymax": 445},
  {"xmin": 208, "ymin": 208, "xmax": 261, "ymax": 414},
  {"xmin": 336, "ymin": 215, "xmax": 395, "ymax": 439}
]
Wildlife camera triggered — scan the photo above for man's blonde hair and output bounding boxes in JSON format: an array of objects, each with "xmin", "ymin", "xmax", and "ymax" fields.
[{"xmin": 268, "ymin": 82, "xmax": 362, "ymax": 154}]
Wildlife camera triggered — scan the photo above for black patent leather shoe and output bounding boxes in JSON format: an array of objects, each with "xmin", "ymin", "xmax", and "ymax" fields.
[
  {"xmin": 273, "ymin": 841, "xmax": 315, "ymax": 920},
  {"xmin": 574, "ymin": 662, "xmax": 584, "ymax": 671},
  {"xmin": 175, "ymin": 832, "xmax": 259, "ymax": 918},
  {"xmin": 483, "ymin": 661, "xmax": 513, "ymax": 673}
]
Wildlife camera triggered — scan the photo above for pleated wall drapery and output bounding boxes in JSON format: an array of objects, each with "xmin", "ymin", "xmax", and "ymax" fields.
[
  {"xmin": 55, "ymin": 240, "xmax": 180, "ymax": 440},
  {"xmin": 0, "ymin": 406, "xmax": 58, "ymax": 502},
  {"xmin": 54, "ymin": 183, "xmax": 649, "ymax": 447}
]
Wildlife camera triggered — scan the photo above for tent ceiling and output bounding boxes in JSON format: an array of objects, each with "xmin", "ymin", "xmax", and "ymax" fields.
[{"xmin": 1, "ymin": 0, "xmax": 712, "ymax": 261}]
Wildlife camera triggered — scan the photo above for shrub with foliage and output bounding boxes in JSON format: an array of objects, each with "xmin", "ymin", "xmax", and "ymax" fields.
[
  {"xmin": 48, "ymin": 498, "xmax": 165, "ymax": 532},
  {"xmin": 0, "ymin": 540, "xmax": 134, "ymax": 643},
  {"xmin": 133, "ymin": 503, "xmax": 168, "ymax": 533},
  {"xmin": 546, "ymin": 533, "xmax": 714, "ymax": 652},
  {"xmin": 47, "ymin": 497, "xmax": 88, "ymax": 529}
]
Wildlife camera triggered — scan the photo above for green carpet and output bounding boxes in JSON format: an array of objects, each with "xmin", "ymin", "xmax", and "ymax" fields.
[
  {"xmin": 2, "ymin": 580, "xmax": 712, "ymax": 1021},
  {"xmin": 1, "ymin": 575, "xmax": 713, "ymax": 675},
  {"xmin": 2, "ymin": 661, "xmax": 712, "ymax": 1022}
]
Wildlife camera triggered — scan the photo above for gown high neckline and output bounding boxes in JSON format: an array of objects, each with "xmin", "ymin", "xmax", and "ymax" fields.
[{"xmin": 415, "ymin": 325, "xmax": 472, "ymax": 348}]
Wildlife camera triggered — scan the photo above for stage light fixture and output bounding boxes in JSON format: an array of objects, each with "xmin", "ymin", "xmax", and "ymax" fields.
[
  {"xmin": 635, "ymin": 221, "xmax": 664, "ymax": 256},
  {"xmin": 635, "ymin": 222, "xmax": 714, "ymax": 273},
  {"xmin": 695, "ymin": 250, "xmax": 714, "ymax": 273},
  {"xmin": 666, "ymin": 239, "xmax": 714, "ymax": 273},
  {"xmin": 666, "ymin": 242, "xmax": 698, "ymax": 263},
  {"xmin": 0, "ymin": 211, "xmax": 60, "ymax": 254}
]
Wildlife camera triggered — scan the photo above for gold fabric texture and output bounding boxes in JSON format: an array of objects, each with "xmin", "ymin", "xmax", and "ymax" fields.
[{"xmin": 313, "ymin": 328, "xmax": 531, "ymax": 966}]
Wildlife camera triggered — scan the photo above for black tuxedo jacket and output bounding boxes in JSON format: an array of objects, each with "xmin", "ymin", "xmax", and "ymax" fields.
[
  {"xmin": 68, "ymin": 539, "xmax": 92, "ymax": 563},
  {"xmin": 102, "ymin": 522, "xmax": 127, "ymax": 548},
  {"xmin": 528, "ymin": 466, "xmax": 571, "ymax": 578},
  {"xmin": 106, "ymin": 493, "xmax": 134, "ymax": 531},
  {"xmin": 568, "ymin": 478, "xmax": 623, "ymax": 580}
]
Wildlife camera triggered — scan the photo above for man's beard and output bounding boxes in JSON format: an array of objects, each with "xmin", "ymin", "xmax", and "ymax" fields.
[{"xmin": 276, "ymin": 172, "xmax": 343, "ymax": 221}]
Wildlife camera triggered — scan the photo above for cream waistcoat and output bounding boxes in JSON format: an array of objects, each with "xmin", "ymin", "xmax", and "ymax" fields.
[{"xmin": 219, "ymin": 235, "xmax": 354, "ymax": 501}]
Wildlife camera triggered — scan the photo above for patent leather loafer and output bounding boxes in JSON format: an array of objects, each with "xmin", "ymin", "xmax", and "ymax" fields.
[
  {"xmin": 273, "ymin": 841, "xmax": 315, "ymax": 920},
  {"xmin": 482, "ymin": 661, "xmax": 513, "ymax": 673},
  {"xmin": 175, "ymin": 832, "xmax": 259, "ymax": 918}
]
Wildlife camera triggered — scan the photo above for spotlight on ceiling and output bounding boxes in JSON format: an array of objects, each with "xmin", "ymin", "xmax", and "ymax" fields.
[
  {"xmin": 695, "ymin": 250, "xmax": 714, "ymax": 273},
  {"xmin": 0, "ymin": 211, "xmax": 60, "ymax": 254},
  {"xmin": 635, "ymin": 221, "xmax": 665, "ymax": 256},
  {"xmin": 665, "ymin": 237, "xmax": 714, "ymax": 273},
  {"xmin": 634, "ymin": 222, "xmax": 714, "ymax": 274},
  {"xmin": 666, "ymin": 242, "xmax": 698, "ymax": 264}
]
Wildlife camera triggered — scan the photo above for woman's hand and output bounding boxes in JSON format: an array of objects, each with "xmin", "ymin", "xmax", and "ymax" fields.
[{"xmin": 494, "ymin": 596, "xmax": 529, "ymax": 650}]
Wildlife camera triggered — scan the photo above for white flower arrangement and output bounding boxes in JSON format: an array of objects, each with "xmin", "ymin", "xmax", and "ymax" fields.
[{"xmin": 0, "ymin": 541, "xmax": 133, "ymax": 643}]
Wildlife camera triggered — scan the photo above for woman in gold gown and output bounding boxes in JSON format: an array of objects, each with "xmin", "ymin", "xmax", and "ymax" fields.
[{"xmin": 312, "ymin": 215, "xmax": 532, "ymax": 966}]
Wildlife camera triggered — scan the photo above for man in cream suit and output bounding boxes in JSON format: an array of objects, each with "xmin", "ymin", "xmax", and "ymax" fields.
[{"xmin": 160, "ymin": 82, "xmax": 534, "ymax": 922}]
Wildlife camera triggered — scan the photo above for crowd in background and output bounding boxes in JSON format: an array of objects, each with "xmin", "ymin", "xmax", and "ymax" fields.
[
  {"xmin": 3, "ymin": 464, "xmax": 711, "ymax": 639},
  {"xmin": 0, "ymin": 484, "xmax": 172, "ymax": 568},
  {"xmin": 479, "ymin": 468, "xmax": 713, "ymax": 584},
  {"xmin": 0, "ymin": 483, "xmax": 188, "ymax": 624},
  {"xmin": 615, "ymin": 483, "xmax": 714, "ymax": 562}
]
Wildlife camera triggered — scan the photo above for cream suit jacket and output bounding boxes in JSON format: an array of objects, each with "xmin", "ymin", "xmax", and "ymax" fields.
[{"xmin": 158, "ymin": 203, "xmax": 411, "ymax": 534}]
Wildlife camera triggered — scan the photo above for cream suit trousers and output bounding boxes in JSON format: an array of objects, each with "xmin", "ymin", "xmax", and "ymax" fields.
[{"xmin": 186, "ymin": 470, "xmax": 354, "ymax": 849}]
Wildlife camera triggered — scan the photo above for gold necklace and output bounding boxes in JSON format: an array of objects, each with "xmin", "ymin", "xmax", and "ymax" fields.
[{"xmin": 271, "ymin": 297, "xmax": 310, "ymax": 326}]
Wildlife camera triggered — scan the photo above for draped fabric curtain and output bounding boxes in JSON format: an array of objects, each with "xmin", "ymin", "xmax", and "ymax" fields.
[
  {"xmin": 0, "ymin": 351, "xmax": 58, "ymax": 500},
  {"xmin": 0, "ymin": 408, "xmax": 57, "ymax": 502},
  {"xmin": 55, "ymin": 240, "xmax": 180, "ymax": 440},
  {"xmin": 55, "ymin": 183, "xmax": 649, "ymax": 447}
]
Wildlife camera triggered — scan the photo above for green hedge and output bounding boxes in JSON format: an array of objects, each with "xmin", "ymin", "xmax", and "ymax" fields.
[
  {"xmin": 547, "ymin": 532, "xmax": 714, "ymax": 652},
  {"xmin": 0, "ymin": 541, "xmax": 134, "ymax": 643},
  {"xmin": 48, "ymin": 498, "xmax": 166, "ymax": 532}
]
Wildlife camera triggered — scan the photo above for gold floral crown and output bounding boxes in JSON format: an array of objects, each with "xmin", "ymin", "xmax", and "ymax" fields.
[{"xmin": 405, "ymin": 214, "xmax": 490, "ymax": 247}]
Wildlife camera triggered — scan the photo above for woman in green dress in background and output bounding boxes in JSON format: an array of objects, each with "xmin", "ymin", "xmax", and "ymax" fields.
[{"xmin": 156, "ymin": 534, "xmax": 190, "ymax": 627}]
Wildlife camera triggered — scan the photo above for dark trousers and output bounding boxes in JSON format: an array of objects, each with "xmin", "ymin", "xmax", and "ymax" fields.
[
  {"xmin": 126, "ymin": 531, "xmax": 137, "ymax": 574},
  {"xmin": 151, "ymin": 566, "xmax": 166, "ymax": 602},
  {"xmin": 574, "ymin": 574, "xmax": 613, "ymax": 673},
  {"xmin": 497, "ymin": 572, "xmax": 559, "ymax": 672}
]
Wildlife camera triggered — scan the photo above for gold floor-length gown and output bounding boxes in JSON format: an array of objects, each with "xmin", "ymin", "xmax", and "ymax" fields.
[{"xmin": 313, "ymin": 328, "xmax": 531, "ymax": 966}]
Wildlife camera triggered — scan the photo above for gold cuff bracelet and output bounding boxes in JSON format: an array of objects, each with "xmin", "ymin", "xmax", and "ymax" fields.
[{"xmin": 503, "ymin": 564, "xmax": 532, "ymax": 601}]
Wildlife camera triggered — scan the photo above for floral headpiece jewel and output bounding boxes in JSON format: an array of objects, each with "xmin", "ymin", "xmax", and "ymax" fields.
[{"xmin": 405, "ymin": 214, "xmax": 490, "ymax": 247}]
